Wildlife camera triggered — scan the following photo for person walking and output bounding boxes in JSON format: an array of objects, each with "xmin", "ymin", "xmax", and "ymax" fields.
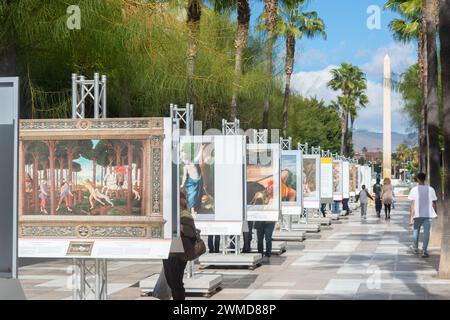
[
  {"xmin": 162, "ymin": 194, "xmax": 197, "ymax": 300},
  {"xmin": 408, "ymin": 172, "xmax": 438, "ymax": 258},
  {"xmin": 381, "ymin": 177, "xmax": 395, "ymax": 220},
  {"xmin": 358, "ymin": 185, "xmax": 373, "ymax": 220},
  {"xmin": 373, "ymin": 178, "xmax": 383, "ymax": 218}
]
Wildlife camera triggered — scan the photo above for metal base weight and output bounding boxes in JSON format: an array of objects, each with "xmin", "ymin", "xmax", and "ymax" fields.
[
  {"xmin": 250, "ymin": 241, "xmax": 287, "ymax": 255},
  {"xmin": 199, "ymin": 253, "xmax": 263, "ymax": 270},
  {"xmin": 140, "ymin": 273, "xmax": 222, "ymax": 298},
  {"xmin": 272, "ymin": 230, "xmax": 306, "ymax": 242}
]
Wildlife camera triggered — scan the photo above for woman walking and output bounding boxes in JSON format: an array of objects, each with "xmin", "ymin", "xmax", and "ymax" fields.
[{"xmin": 381, "ymin": 178, "xmax": 395, "ymax": 220}]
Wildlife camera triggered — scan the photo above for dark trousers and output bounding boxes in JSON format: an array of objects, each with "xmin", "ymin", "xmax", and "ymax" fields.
[
  {"xmin": 384, "ymin": 203, "xmax": 392, "ymax": 218},
  {"xmin": 243, "ymin": 221, "xmax": 254, "ymax": 253},
  {"xmin": 342, "ymin": 198, "xmax": 350, "ymax": 215},
  {"xmin": 256, "ymin": 222, "xmax": 275, "ymax": 257},
  {"xmin": 163, "ymin": 256, "xmax": 187, "ymax": 300},
  {"xmin": 320, "ymin": 203, "xmax": 327, "ymax": 217},
  {"xmin": 375, "ymin": 197, "xmax": 382, "ymax": 216},
  {"xmin": 208, "ymin": 235, "xmax": 220, "ymax": 253}
]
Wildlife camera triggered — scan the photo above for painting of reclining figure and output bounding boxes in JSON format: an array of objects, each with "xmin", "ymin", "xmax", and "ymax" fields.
[{"xmin": 22, "ymin": 139, "xmax": 145, "ymax": 216}]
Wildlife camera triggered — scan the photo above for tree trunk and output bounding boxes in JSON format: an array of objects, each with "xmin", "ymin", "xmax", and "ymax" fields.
[
  {"xmin": 186, "ymin": 0, "xmax": 201, "ymax": 103},
  {"xmin": 282, "ymin": 34, "xmax": 295, "ymax": 138},
  {"xmin": 420, "ymin": 13, "xmax": 430, "ymax": 173},
  {"xmin": 46, "ymin": 142, "xmax": 57, "ymax": 215},
  {"xmin": 340, "ymin": 111, "xmax": 347, "ymax": 156},
  {"xmin": 127, "ymin": 143, "xmax": 134, "ymax": 215},
  {"xmin": 32, "ymin": 154, "xmax": 39, "ymax": 212},
  {"xmin": 231, "ymin": 0, "xmax": 250, "ymax": 120},
  {"xmin": 262, "ymin": 0, "xmax": 278, "ymax": 129},
  {"xmin": 438, "ymin": 0, "xmax": 450, "ymax": 279},
  {"xmin": 424, "ymin": 0, "xmax": 443, "ymax": 247}
]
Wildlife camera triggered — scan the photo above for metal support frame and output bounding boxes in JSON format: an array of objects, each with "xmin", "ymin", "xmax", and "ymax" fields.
[
  {"xmin": 221, "ymin": 119, "xmax": 242, "ymax": 255},
  {"xmin": 280, "ymin": 137, "xmax": 292, "ymax": 151},
  {"xmin": 298, "ymin": 142, "xmax": 309, "ymax": 154},
  {"xmin": 72, "ymin": 73, "xmax": 107, "ymax": 119},
  {"xmin": 222, "ymin": 119, "xmax": 240, "ymax": 136},
  {"xmin": 72, "ymin": 258, "xmax": 107, "ymax": 300},
  {"xmin": 253, "ymin": 129, "xmax": 268, "ymax": 144},
  {"xmin": 170, "ymin": 103, "xmax": 194, "ymax": 135},
  {"xmin": 71, "ymin": 74, "xmax": 108, "ymax": 300}
]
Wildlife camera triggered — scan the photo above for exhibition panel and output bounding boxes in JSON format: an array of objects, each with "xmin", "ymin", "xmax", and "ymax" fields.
[
  {"xmin": 18, "ymin": 117, "xmax": 176, "ymax": 259},
  {"xmin": 280, "ymin": 150, "xmax": 303, "ymax": 215},
  {"xmin": 332, "ymin": 160, "xmax": 343, "ymax": 201},
  {"xmin": 303, "ymin": 155, "xmax": 321, "ymax": 209},
  {"xmin": 320, "ymin": 157, "xmax": 333, "ymax": 203},
  {"xmin": 342, "ymin": 161, "xmax": 350, "ymax": 199}
]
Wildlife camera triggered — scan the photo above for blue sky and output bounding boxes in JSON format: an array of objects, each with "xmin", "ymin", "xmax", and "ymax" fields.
[{"xmin": 246, "ymin": 0, "xmax": 417, "ymax": 134}]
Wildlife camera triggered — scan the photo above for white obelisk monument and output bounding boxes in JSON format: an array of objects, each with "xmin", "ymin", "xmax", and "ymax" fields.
[{"xmin": 383, "ymin": 54, "xmax": 392, "ymax": 179}]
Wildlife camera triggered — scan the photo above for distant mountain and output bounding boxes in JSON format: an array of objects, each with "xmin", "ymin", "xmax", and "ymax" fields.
[{"xmin": 353, "ymin": 130, "xmax": 417, "ymax": 152}]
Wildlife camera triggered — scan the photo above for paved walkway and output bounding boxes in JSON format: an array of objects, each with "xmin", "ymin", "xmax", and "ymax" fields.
[{"xmin": 19, "ymin": 200, "xmax": 450, "ymax": 300}]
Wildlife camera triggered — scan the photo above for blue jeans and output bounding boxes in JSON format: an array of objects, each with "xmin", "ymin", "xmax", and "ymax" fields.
[
  {"xmin": 413, "ymin": 218, "xmax": 432, "ymax": 252},
  {"xmin": 256, "ymin": 222, "xmax": 275, "ymax": 257},
  {"xmin": 332, "ymin": 201, "xmax": 341, "ymax": 214}
]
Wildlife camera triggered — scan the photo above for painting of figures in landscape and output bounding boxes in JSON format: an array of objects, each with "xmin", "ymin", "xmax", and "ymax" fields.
[
  {"xmin": 21, "ymin": 139, "xmax": 145, "ymax": 216},
  {"xmin": 179, "ymin": 142, "xmax": 215, "ymax": 216},
  {"xmin": 247, "ymin": 149, "xmax": 276, "ymax": 208},
  {"xmin": 333, "ymin": 162, "xmax": 342, "ymax": 193},
  {"xmin": 303, "ymin": 158, "xmax": 317, "ymax": 199},
  {"xmin": 350, "ymin": 165, "xmax": 357, "ymax": 193},
  {"xmin": 281, "ymin": 154, "xmax": 298, "ymax": 202}
]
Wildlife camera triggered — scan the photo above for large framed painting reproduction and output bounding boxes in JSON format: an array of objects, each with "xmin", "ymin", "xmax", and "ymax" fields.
[
  {"xmin": 342, "ymin": 161, "xmax": 350, "ymax": 199},
  {"xmin": 303, "ymin": 155, "xmax": 321, "ymax": 209},
  {"xmin": 247, "ymin": 144, "xmax": 280, "ymax": 222},
  {"xmin": 332, "ymin": 160, "xmax": 343, "ymax": 201},
  {"xmin": 18, "ymin": 118, "xmax": 176, "ymax": 259},
  {"xmin": 320, "ymin": 157, "xmax": 333, "ymax": 203},
  {"xmin": 349, "ymin": 164, "xmax": 357, "ymax": 197},
  {"xmin": 179, "ymin": 135, "xmax": 246, "ymax": 235},
  {"xmin": 280, "ymin": 150, "xmax": 303, "ymax": 215},
  {"xmin": 357, "ymin": 165, "xmax": 364, "ymax": 191}
]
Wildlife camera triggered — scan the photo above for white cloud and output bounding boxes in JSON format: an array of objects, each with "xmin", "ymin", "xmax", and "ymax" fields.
[
  {"xmin": 295, "ymin": 48, "xmax": 329, "ymax": 68},
  {"xmin": 290, "ymin": 65, "xmax": 408, "ymax": 133},
  {"xmin": 361, "ymin": 42, "xmax": 417, "ymax": 80}
]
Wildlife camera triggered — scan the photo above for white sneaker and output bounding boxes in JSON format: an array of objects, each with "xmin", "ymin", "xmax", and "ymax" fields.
[{"xmin": 409, "ymin": 245, "xmax": 419, "ymax": 255}]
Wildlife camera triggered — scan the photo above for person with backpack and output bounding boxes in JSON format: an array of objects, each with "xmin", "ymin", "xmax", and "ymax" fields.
[
  {"xmin": 373, "ymin": 178, "xmax": 383, "ymax": 218},
  {"xmin": 358, "ymin": 185, "xmax": 373, "ymax": 220}
]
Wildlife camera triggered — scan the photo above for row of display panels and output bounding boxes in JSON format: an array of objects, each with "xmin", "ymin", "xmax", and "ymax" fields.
[{"xmin": 17, "ymin": 118, "xmax": 372, "ymax": 259}]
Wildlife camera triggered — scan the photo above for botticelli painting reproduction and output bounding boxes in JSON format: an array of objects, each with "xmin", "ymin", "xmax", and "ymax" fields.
[{"xmin": 18, "ymin": 118, "xmax": 167, "ymax": 242}]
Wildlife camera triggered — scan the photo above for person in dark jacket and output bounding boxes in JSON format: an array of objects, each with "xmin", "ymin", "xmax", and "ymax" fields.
[
  {"xmin": 373, "ymin": 178, "xmax": 383, "ymax": 218},
  {"xmin": 162, "ymin": 193, "xmax": 197, "ymax": 300}
]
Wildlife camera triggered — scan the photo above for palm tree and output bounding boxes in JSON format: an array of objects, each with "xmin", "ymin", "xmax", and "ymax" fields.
[
  {"xmin": 277, "ymin": 0, "xmax": 326, "ymax": 137},
  {"xmin": 384, "ymin": 0, "xmax": 428, "ymax": 172},
  {"xmin": 438, "ymin": 0, "xmax": 450, "ymax": 279},
  {"xmin": 214, "ymin": 0, "xmax": 251, "ymax": 120},
  {"xmin": 261, "ymin": 0, "xmax": 279, "ymax": 129},
  {"xmin": 423, "ymin": 0, "xmax": 442, "ymax": 247},
  {"xmin": 186, "ymin": 0, "xmax": 202, "ymax": 103},
  {"xmin": 327, "ymin": 63, "xmax": 368, "ymax": 156}
]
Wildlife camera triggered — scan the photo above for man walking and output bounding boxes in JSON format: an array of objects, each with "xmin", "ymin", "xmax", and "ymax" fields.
[
  {"xmin": 373, "ymin": 178, "xmax": 383, "ymax": 218},
  {"xmin": 408, "ymin": 173, "xmax": 438, "ymax": 258}
]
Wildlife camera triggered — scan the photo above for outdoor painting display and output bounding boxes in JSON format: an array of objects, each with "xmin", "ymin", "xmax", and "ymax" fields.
[
  {"xmin": 18, "ymin": 118, "xmax": 175, "ymax": 259},
  {"xmin": 320, "ymin": 157, "xmax": 333, "ymax": 203},
  {"xmin": 247, "ymin": 144, "xmax": 280, "ymax": 221},
  {"xmin": 349, "ymin": 164, "xmax": 357, "ymax": 196},
  {"xmin": 280, "ymin": 150, "xmax": 303, "ymax": 215},
  {"xmin": 303, "ymin": 155, "xmax": 321, "ymax": 208},
  {"xmin": 342, "ymin": 161, "xmax": 350, "ymax": 199},
  {"xmin": 179, "ymin": 135, "xmax": 246, "ymax": 234},
  {"xmin": 333, "ymin": 160, "xmax": 343, "ymax": 201}
]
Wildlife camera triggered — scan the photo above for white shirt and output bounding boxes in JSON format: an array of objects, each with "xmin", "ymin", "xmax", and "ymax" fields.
[{"xmin": 408, "ymin": 185, "xmax": 438, "ymax": 218}]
